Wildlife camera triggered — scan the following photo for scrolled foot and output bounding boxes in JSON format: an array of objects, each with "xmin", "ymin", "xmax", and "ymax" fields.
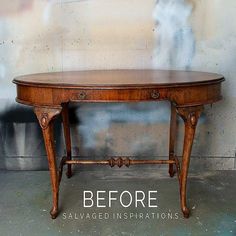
[
  {"xmin": 50, "ymin": 207, "xmax": 59, "ymax": 219},
  {"xmin": 182, "ymin": 207, "xmax": 190, "ymax": 218}
]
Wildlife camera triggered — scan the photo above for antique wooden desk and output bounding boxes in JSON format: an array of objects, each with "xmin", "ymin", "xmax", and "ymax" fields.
[{"xmin": 13, "ymin": 70, "xmax": 224, "ymax": 219}]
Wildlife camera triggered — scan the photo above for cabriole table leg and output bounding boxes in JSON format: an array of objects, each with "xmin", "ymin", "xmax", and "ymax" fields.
[
  {"xmin": 176, "ymin": 105, "xmax": 203, "ymax": 218},
  {"xmin": 169, "ymin": 103, "xmax": 177, "ymax": 177},
  {"xmin": 34, "ymin": 106, "xmax": 62, "ymax": 219},
  {"xmin": 62, "ymin": 104, "xmax": 73, "ymax": 178}
]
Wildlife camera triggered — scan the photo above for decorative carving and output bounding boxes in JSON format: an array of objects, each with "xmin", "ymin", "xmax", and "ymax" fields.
[
  {"xmin": 40, "ymin": 113, "xmax": 49, "ymax": 129},
  {"xmin": 34, "ymin": 106, "xmax": 62, "ymax": 129},
  {"xmin": 189, "ymin": 112, "xmax": 197, "ymax": 127},
  {"xmin": 78, "ymin": 91, "xmax": 87, "ymax": 100},
  {"xmin": 176, "ymin": 106, "xmax": 204, "ymax": 127},
  {"xmin": 109, "ymin": 157, "xmax": 131, "ymax": 168},
  {"xmin": 151, "ymin": 90, "xmax": 160, "ymax": 99}
]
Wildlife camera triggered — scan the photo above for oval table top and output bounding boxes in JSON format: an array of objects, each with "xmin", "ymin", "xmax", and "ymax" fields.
[
  {"xmin": 13, "ymin": 70, "xmax": 225, "ymax": 107},
  {"xmin": 13, "ymin": 70, "xmax": 224, "ymax": 88}
]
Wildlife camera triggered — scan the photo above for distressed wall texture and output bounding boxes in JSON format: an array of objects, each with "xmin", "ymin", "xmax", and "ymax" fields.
[{"xmin": 0, "ymin": 0, "xmax": 235, "ymax": 170}]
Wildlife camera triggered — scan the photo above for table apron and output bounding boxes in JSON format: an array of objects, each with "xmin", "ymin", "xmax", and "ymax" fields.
[{"xmin": 16, "ymin": 83, "xmax": 223, "ymax": 106}]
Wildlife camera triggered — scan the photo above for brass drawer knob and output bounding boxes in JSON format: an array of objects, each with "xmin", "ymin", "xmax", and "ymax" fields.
[
  {"xmin": 151, "ymin": 90, "xmax": 160, "ymax": 99},
  {"xmin": 78, "ymin": 91, "xmax": 87, "ymax": 100}
]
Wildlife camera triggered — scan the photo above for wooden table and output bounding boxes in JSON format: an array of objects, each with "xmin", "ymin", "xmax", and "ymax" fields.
[{"xmin": 13, "ymin": 70, "xmax": 225, "ymax": 219}]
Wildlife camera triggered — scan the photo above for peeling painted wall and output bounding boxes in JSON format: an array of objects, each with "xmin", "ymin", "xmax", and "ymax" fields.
[{"xmin": 0, "ymin": 0, "xmax": 235, "ymax": 170}]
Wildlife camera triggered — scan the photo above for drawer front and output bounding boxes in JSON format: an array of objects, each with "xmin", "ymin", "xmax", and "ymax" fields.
[{"xmin": 66, "ymin": 88, "xmax": 168, "ymax": 102}]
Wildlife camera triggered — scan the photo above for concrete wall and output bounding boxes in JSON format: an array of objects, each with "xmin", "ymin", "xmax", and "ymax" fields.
[{"xmin": 0, "ymin": 0, "xmax": 235, "ymax": 170}]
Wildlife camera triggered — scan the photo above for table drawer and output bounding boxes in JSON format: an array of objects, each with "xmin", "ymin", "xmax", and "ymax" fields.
[{"xmin": 65, "ymin": 88, "xmax": 168, "ymax": 102}]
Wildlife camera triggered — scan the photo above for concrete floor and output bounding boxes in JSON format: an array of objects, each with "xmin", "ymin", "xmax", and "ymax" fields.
[{"xmin": 0, "ymin": 168, "xmax": 235, "ymax": 236}]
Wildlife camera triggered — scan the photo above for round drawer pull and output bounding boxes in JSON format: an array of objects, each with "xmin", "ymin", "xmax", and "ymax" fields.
[
  {"xmin": 78, "ymin": 91, "xmax": 87, "ymax": 100},
  {"xmin": 151, "ymin": 90, "xmax": 160, "ymax": 99}
]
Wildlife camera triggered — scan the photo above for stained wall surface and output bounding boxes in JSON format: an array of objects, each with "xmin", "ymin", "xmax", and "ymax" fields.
[{"xmin": 0, "ymin": 0, "xmax": 235, "ymax": 170}]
